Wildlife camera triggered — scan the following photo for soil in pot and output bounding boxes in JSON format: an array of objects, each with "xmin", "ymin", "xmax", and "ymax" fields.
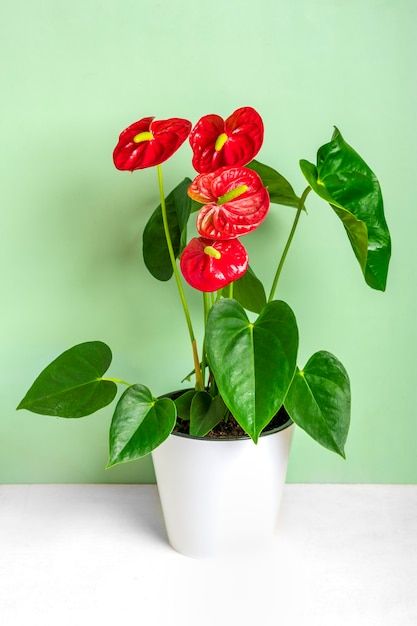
[{"xmin": 173, "ymin": 403, "xmax": 291, "ymax": 439}]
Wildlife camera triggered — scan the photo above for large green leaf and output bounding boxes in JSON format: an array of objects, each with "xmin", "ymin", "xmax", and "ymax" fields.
[
  {"xmin": 205, "ymin": 299, "xmax": 298, "ymax": 442},
  {"xmin": 284, "ymin": 351, "xmax": 350, "ymax": 457},
  {"xmin": 247, "ymin": 159, "xmax": 302, "ymax": 208},
  {"xmin": 229, "ymin": 265, "xmax": 266, "ymax": 313},
  {"xmin": 142, "ymin": 177, "xmax": 192, "ymax": 281},
  {"xmin": 16, "ymin": 341, "xmax": 117, "ymax": 418},
  {"xmin": 300, "ymin": 128, "xmax": 391, "ymax": 291},
  {"xmin": 107, "ymin": 384, "xmax": 177, "ymax": 467},
  {"xmin": 189, "ymin": 391, "xmax": 228, "ymax": 437}
]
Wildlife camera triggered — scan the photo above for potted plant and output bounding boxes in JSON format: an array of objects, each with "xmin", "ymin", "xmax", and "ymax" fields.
[{"xmin": 17, "ymin": 107, "xmax": 391, "ymax": 557}]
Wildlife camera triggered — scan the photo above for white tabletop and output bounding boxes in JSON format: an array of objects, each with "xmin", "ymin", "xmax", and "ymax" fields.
[{"xmin": 1, "ymin": 484, "xmax": 416, "ymax": 626}]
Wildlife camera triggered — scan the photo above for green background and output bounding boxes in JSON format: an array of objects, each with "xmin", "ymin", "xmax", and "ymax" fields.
[{"xmin": 1, "ymin": 0, "xmax": 416, "ymax": 483}]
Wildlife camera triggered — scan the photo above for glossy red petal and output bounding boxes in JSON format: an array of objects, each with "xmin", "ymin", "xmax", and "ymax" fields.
[
  {"xmin": 189, "ymin": 107, "xmax": 264, "ymax": 173},
  {"xmin": 180, "ymin": 237, "xmax": 249, "ymax": 292},
  {"xmin": 192, "ymin": 167, "xmax": 270, "ymax": 240},
  {"xmin": 187, "ymin": 170, "xmax": 218, "ymax": 204},
  {"xmin": 113, "ymin": 116, "xmax": 192, "ymax": 171}
]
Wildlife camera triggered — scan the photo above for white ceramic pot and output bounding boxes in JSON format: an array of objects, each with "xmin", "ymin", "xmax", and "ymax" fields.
[{"xmin": 152, "ymin": 415, "xmax": 294, "ymax": 558}]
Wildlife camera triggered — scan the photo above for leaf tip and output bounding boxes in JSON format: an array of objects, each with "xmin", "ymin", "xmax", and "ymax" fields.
[
  {"xmin": 331, "ymin": 126, "xmax": 341, "ymax": 140},
  {"xmin": 16, "ymin": 396, "xmax": 31, "ymax": 412},
  {"xmin": 336, "ymin": 446, "xmax": 346, "ymax": 460}
]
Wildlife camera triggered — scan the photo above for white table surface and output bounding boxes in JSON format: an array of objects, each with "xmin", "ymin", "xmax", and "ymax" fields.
[{"xmin": 1, "ymin": 484, "xmax": 416, "ymax": 626}]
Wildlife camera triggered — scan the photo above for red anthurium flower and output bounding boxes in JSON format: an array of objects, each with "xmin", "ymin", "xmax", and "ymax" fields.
[
  {"xmin": 189, "ymin": 106, "xmax": 264, "ymax": 173},
  {"xmin": 113, "ymin": 116, "xmax": 192, "ymax": 171},
  {"xmin": 188, "ymin": 166, "xmax": 270, "ymax": 240},
  {"xmin": 180, "ymin": 237, "xmax": 249, "ymax": 292}
]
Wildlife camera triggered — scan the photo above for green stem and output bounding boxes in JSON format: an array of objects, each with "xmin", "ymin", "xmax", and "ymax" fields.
[
  {"xmin": 156, "ymin": 165, "xmax": 203, "ymax": 390},
  {"xmin": 101, "ymin": 377, "xmax": 131, "ymax": 386},
  {"xmin": 203, "ymin": 291, "xmax": 211, "ymax": 325},
  {"xmin": 268, "ymin": 185, "xmax": 312, "ymax": 303},
  {"xmin": 201, "ymin": 292, "xmax": 212, "ymax": 389}
]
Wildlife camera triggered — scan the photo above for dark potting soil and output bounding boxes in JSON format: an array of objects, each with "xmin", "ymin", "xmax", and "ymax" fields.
[{"xmin": 173, "ymin": 404, "xmax": 291, "ymax": 439}]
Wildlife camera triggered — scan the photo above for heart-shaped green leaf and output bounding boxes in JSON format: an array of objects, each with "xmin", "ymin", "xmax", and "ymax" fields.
[
  {"xmin": 107, "ymin": 384, "xmax": 177, "ymax": 467},
  {"xmin": 205, "ymin": 299, "xmax": 298, "ymax": 442},
  {"xmin": 16, "ymin": 341, "xmax": 117, "ymax": 418},
  {"xmin": 284, "ymin": 350, "xmax": 350, "ymax": 457},
  {"xmin": 300, "ymin": 127, "xmax": 391, "ymax": 291},
  {"xmin": 229, "ymin": 265, "xmax": 266, "ymax": 313},
  {"xmin": 247, "ymin": 159, "xmax": 302, "ymax": 209},
  {"xmin": 143, "ymin": 177, "xmax": 192, "ymax": 281},
  {"xmin": 190, "ymin": 391, "xmax": 228, "ymax": 437}
]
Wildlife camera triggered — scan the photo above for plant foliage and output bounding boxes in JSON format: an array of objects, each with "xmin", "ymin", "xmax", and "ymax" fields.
[{"xmin": 17, "ymin": 109, "xmax": 391, "ymax": 466}]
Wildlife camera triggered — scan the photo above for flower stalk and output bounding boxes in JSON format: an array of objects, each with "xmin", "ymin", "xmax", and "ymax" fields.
[
  {"xmin": 268, "ymin": 185, "xmax": 312, "ymax": 302},
  {"xmin": 157, "ymin": 165, "xmax": 204, "ymax": 390}
]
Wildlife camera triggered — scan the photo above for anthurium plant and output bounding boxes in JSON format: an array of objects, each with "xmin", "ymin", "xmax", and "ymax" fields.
[{"xmin": 17, "ymin": 107, "xmax": 391, "ymax": 466}]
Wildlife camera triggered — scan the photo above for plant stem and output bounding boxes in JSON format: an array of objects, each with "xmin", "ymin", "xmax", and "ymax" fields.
[
  {"xmin": 101, "ymin": 377, "xmax": 131, "ymax": 386},
  {"xmin": 156, "ymin": 165, "xmax": 204, "ymax": 390},
  {"xmin": 201, "ymin": 291, "xmax": 212, "ymax": 389},
  {"xmin": 268, "ymin": 185, "xmax": 312, "ymax": 303}
]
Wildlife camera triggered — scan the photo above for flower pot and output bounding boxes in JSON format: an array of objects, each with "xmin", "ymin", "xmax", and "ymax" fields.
[{"xmin": 152, "ymin": 400, "xmax": 294, "ymax": 558}]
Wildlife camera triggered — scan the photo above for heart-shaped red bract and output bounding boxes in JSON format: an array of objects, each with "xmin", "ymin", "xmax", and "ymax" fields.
[
  {"xmin": 113, "ymin": 116, "xmax": 192, "ymax": 171},
  {"xmin": 180, "ymin": 237, "xmax": 249, "ymax": 292},
  {"xmin": 189, "ymin": 107, "xmax": 264, "ymax": 174},
  {"xmin": 188, "ymin": 166, "xmax": 270, "ymax": 240}
]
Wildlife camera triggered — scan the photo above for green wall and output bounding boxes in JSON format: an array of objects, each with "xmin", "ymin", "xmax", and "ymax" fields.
[{"xmin": 1, "ymin": 0, "xmax": 416, "ymax": 483}]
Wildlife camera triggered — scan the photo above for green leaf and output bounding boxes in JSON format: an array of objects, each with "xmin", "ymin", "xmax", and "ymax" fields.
[
  {"xmin": 205, "ymin": 299, "xmax": 298, "ymax": 442},
  {"xmin": 142, "ymin": 177, "xmax": 192, "ymax": 281},
  {"xmin": 247, "ymin": 159, "xmax": 302, "ymax": 208},
  {"xmin": 300, "ymin": 128, "xmax": 391, "ymax": 291},
  {"xmin": 190, "ymin": 392, "xmax": 228, "ymax": 437},
  {"xmin": 107, "ymin": 384, "xmax": 177, "ymax": 467},
  {"xmin": 174, "ymin": 389, "xmax": 197, "ymax": 420},
  {"xmin": 190, "ymin": 198, "xmax": 202, "ymax": 214},
  {"xmin": 229, "ymin": 265, "xmax": 267, "ymax": 313},
  {"xmin": 16, "ymin": 341, "xmax": 117, "ymax": 418},
  {"xmin": 284, "ymin": 351, "xmax": 350, "ymax": 458}
]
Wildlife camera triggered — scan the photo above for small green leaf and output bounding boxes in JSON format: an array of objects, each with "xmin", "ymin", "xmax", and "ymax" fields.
[
  {"xmin": 300, "ymin": 127, "xmax": 391, "ymax": 291},
  {"xmin": 142, "ymin": 177, "xmax": 192, "ymax": 281},
  {"xmin": 205, "ymin": 299, "xmax": 298, "ymax": 442},
  {"xmin": 174, "ymin": 389, "xmax": 197, "ymax": 420},
  {"xmin": 284, "ymin": 351, "xmax": 350, "ymax": 457},
  {"xmin": 247, "ymin": 159, "xmax": 302, "ymax": 208},
  {"xmin": 16, "ymin": 341, "xmax": 117, "ymax": 418},
  {"xmin": 230, "ymin": 266, "xmax": 267, "ymax": 314},
  {"xmin": 107, "ymin": 384, "xmax": 177, "ymax": 467},
  {"xmin": 190, "ymin": 392, "xmax": 228, "ymax": 437}
]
